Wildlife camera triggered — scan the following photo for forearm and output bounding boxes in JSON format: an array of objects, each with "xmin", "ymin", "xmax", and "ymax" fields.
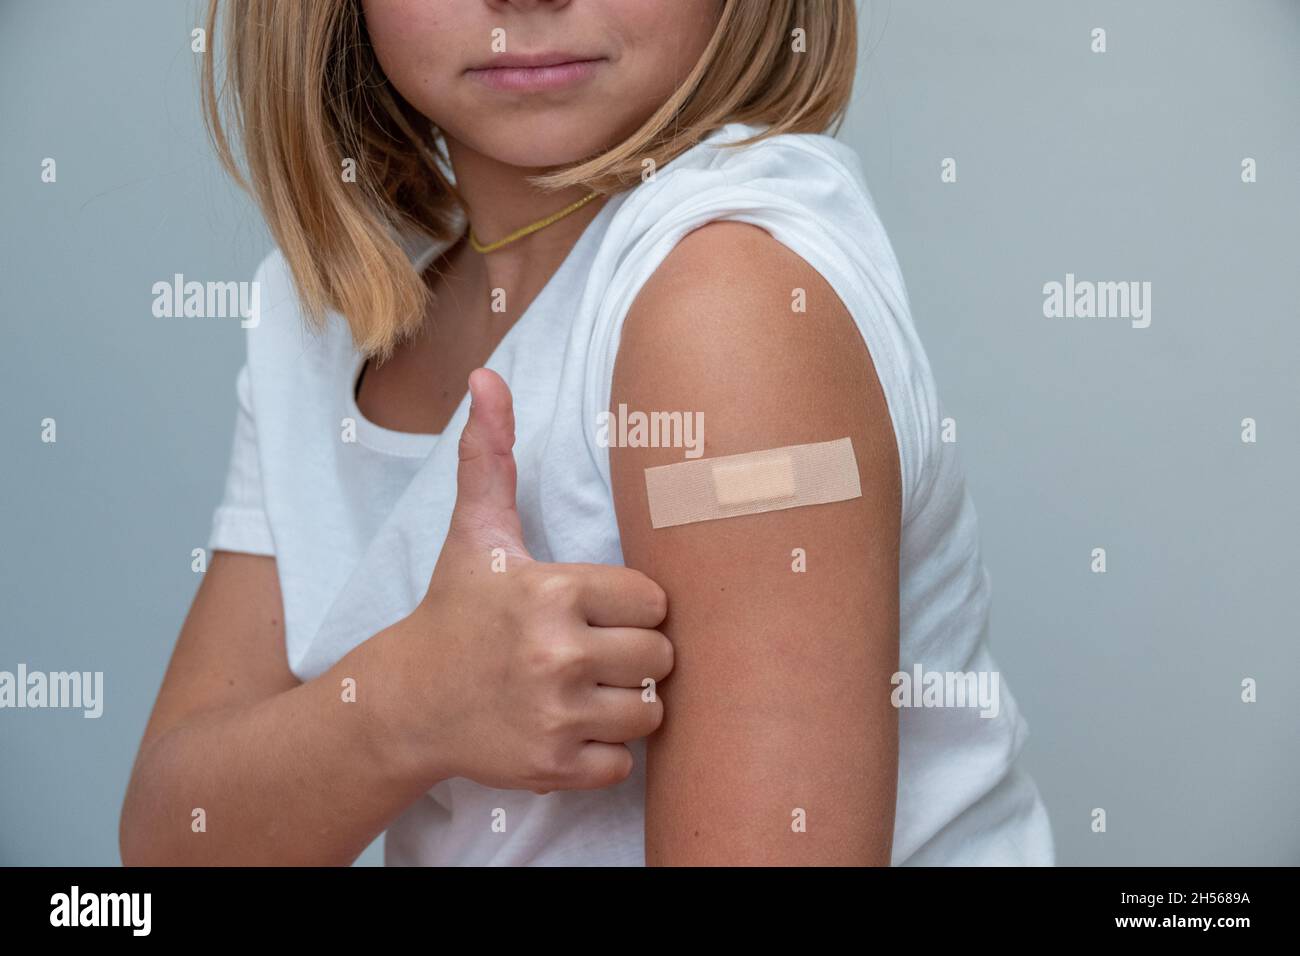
[{"xmin": 120, "ymin": 622, "xmax": 437, "ymax": 866}]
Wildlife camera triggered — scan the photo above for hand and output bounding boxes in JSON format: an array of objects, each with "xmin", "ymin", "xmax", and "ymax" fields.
[{"xmin": 377, "ymin": 368, "xmax": 673, "ymax": 794}]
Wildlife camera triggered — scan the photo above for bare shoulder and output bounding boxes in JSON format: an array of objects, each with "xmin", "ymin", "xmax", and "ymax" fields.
[
  {"xmin": 608, "ymin": 220, "xmax": 903, "ymax": 864},
  {"xmin": 612, "ymin": 218, "xmax": 900, "ymax": 496}
]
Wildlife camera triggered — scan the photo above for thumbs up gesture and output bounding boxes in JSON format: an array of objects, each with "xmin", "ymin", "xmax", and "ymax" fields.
[{"xmin": 376, "ymin": 369, "xmax": 673, "ymax": 794}]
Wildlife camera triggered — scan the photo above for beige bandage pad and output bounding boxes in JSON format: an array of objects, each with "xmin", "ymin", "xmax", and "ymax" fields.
[{"xmin": 644, "ymin": 437, "xmax": 861, "ymax": 529}]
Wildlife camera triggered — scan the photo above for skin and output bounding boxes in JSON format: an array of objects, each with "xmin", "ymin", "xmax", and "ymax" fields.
[
  {"xmin": 122, "ymin": 0, "xmax": 899, "ymax": 866},
  {"xmin": 610, "ymin": 223, "xmax": 901, "ymax": 864},
  {"xmin": 353, "ymin": 0, "xmax": 720, "ymax": 430},
  {"xmin": 121, "ymin": 369, "xmax": 672, "ymax": 866}
]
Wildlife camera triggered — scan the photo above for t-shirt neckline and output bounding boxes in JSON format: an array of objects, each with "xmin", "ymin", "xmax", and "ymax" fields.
[{"xmin": 342, "ymin": 194, "xmax": 622, "ymax": 458}]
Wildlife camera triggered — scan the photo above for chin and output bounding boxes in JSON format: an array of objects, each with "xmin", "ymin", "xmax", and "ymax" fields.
[{"xmin": 461, "ymin": 119, "xmax": 625, "ymax": 172}]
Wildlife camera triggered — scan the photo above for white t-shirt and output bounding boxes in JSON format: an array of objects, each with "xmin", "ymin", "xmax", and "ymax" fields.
[{"xmin": 208, "ymin": 121, "xmax": 1055, "ymax": 866}]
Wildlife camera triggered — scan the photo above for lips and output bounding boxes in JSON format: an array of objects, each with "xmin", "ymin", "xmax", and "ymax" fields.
[{"xmin": 466, "ymin": 53, "xmax": 605, "ymax": 93}]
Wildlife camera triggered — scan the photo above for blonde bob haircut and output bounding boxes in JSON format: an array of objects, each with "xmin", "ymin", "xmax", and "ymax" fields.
[{"xmin": 202, "ymin": 0, "xmax": 858, "ymax": 359}]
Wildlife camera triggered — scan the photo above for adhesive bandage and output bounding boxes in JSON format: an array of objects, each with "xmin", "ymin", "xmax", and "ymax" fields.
[{"xmin": 643, "ymin": 437, "xmax": 862, "ymax": 529}]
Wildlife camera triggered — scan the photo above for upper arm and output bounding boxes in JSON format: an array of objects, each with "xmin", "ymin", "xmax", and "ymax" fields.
[
  {"xmin": 138, "ymin": 551, "xmax": 298, "ymax": 753},
  {"xmin": 608, "ymin": 221, "xmax": 902, "ymax": 865},
  {"xmin": 136, "ymin": 351, "xmax": 295, "ymax": 749}
]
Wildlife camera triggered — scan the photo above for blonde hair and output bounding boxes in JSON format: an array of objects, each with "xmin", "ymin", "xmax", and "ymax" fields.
[{"xmin": 202, "ymin": 0, "xmax": 857, "ymax": 358}]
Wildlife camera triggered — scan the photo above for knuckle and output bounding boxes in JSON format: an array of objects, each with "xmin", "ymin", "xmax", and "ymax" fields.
[
  {"xmin": 537, "ymin": 742, "xmax": 582, "ymax": 787},
  {"xmin": 524, "ymin": 567, "xmax": 580, "ymax": 607},
  {"xmin": 456, "ymin": 430, "xmax": 482, "ymax": 464},
  {"xmin": 535, "ymin": 700, "xmax": 575, "ymax": 739},
  {"xmin": 521, "ymin": 756, "xmax": 558, "ymax": 791},
  {"xmin": 542, "ymin": 574, "xmax": 581, "ymax": 607},
  {"xmin": 525, "ymin": 635, "xmax": 586, "ymax": 677}
]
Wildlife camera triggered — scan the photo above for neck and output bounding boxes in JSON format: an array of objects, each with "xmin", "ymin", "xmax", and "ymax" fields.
[{"xmin": 444, "ymin": 136, "xmax": 607, "ymax": 312}]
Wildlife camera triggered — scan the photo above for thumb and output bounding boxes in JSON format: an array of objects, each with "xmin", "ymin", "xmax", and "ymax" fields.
[{"xmin": 447, "ymin": 368, "xmax": 528, "ymax": 557}]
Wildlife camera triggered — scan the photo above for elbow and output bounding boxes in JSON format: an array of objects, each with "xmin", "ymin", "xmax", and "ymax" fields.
[
  {"xmin": 120, "ymin": 790, "xmax": 189, "ymax": 867},
  {"xmin": 118, "ymin": 745, "xmax": 180, "ymax": 867},
  {"xmin": 117, "ymin": 819, "xmax": 146, "ymax": 868},
  {"xmin": 118, "ymin": 799, "xmax": 150, "ymax": 867},
  {"xmin": 118, "ymin": 781, "xmax": 162, "ymax": 867}
]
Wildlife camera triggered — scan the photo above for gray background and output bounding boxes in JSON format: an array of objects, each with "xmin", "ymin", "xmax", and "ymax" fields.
[{"xmin": 1, "ymin": 0, "xmax": 1296, "ymax": 866}]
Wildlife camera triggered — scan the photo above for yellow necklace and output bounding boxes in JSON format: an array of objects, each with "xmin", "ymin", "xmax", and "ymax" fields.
[{"xmin": 468, "ymin": 191, "xmax": 601, "ymax": 254}]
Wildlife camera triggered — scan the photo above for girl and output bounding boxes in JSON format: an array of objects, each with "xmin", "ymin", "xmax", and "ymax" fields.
[{"xmin": 121, "ymin": 0, "xmax": 1054, "ymax": 866}]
